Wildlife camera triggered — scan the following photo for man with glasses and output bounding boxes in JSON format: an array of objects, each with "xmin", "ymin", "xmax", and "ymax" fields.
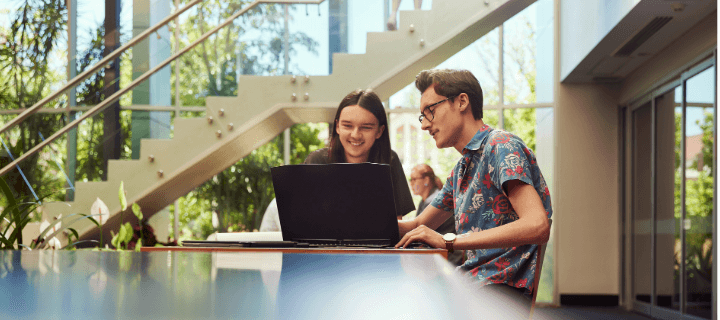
[{"xmin": 395, "ymin": 69, "xmax": 552, "ymax": 316}]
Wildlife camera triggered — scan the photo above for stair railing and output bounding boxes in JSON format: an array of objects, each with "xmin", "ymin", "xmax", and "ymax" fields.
[{"xmin": 0, "ymin": 0, "xmax": 325, "ymax": 178}]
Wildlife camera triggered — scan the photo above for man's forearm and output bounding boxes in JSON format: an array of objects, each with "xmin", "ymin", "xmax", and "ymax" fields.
[
  {"xmin": 398, "ymin": 219, "xmax": 418, "ymax": 236},
  {"xmin": 454, "ymin": 215, "xmax": 549, "ymax": 250}
]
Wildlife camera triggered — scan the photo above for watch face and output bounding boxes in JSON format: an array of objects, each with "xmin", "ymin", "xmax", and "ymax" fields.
[{"xmin": 443, "ymin": 233, "xmax": 456, "ymax": 242}]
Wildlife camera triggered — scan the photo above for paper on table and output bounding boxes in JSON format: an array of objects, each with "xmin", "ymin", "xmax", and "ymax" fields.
[{"xmin": 206, "ymin": 231, "xmax": 283, "ymax": 242}]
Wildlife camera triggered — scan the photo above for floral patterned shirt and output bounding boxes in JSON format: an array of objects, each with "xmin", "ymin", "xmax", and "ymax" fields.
[{"xmin": 430, "ymin": 125, "xmax": 552, "ymax": 293}]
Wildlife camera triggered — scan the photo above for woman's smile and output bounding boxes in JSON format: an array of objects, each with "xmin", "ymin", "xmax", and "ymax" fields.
[{"xmin": 336, "ymin": 105, "xmax": 385, "ymax": 163}]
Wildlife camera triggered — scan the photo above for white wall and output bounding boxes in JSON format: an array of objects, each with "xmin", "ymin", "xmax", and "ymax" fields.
[
  {"xmin": 560, "ymin": 0, "xmax": 639, "ymax": 80},
  {"xmin": 555, "ymin": 82, "xmax": 620, "ymax": 294}
]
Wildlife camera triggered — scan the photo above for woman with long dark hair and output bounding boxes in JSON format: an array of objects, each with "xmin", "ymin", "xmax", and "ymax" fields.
[{"xmin": 304, "ymin": 89, "xmax": 415, "ymax": 218}]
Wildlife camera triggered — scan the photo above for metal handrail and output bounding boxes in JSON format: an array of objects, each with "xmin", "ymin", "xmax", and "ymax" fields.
[
  {"xmin": 0, "ymin": 0, "xmax": 325, "ymax": 177},
  {"xmin": 0, "ymin": 0, "xmax": 202, "ymax": 136}
]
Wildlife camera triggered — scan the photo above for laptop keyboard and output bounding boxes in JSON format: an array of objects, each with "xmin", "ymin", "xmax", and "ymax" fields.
[{"xmin": 297, "ymin": 239, "xmax": 394, "ymax": 248}]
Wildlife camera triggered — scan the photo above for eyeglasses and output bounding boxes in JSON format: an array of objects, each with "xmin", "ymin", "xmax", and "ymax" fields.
[{"xmin": 418, "ymin": 96, "xmax": 455, "ymax": 123}]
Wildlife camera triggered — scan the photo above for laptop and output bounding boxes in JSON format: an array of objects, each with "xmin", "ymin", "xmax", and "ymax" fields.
[{"xmin": 271, "ymin": 163, "xmax": 400, "ymax": 247}]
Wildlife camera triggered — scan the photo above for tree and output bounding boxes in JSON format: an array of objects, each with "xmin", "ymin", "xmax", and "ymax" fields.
[
  {"xmin": 172, "ymin": 0, "xmax": 318, "ymax": 107},
  {"xmin": 174, "ymin": 123, "xmax": 326, "ymax": 240},
  {"xmin": 0, "ymin": 0, "xmax": 68, "ymax": 207},
  {"xmin": 168, "ymin": 1, "xmax": 322, "ymax": 240},
  {"xmin": 673, "ymin": 109, "xmax": 714, "ymax": 289},
  {"xmin": 74, "ymin": 24, "xmax": 133, "ymax": 183}
]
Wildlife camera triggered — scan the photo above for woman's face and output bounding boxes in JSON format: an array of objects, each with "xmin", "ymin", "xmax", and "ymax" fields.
[
  {"xmin": 335, "ymin": 105, "xmax": 384, "ymax": 163},
  {"xmin": 409, "ymin": 169, "xmax": 429, "ymax": 196}
]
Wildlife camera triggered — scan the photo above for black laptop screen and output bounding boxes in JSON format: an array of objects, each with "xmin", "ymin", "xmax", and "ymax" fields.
[{"xmin": 270, "ymin": 163, "xmax": 400, "ymax": 244}]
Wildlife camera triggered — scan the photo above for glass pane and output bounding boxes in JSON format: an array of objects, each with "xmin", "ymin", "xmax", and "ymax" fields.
[
  {"xmin": 632, "ymin": 102, "xmax": 652, "ymax": 304},
  {"xmin": 430, "ymin": 28, "xmax": 500, "ymax": 106},
  {"xmin": 534, "ymin": 107, "xmax": 554, "ymax": 303},
  {"xmin": 503, "ymin": 1, "xmax": 541, "ymax": 105},
  {"xmin": 683, "ymin": 66, "xmax": 715, "ymax": 319},
  {"xmin": 483, "ymin": 109, "xmax": 499, "ymax": 128},
  {"xmin": 289, "ymin": 2, "xmax": 330, "ymax": 76},
  {"xmin": 503, "ymin": 108, "xmax": 536, "ymax": 151},
  {"xmin": 654, "ymin": 87, "xmax": 682, "ymax": 310}
]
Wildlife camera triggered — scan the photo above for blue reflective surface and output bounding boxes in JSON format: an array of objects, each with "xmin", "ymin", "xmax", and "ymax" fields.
[{"xmin": 0, "ymin": 250, "xmax": 516, "ymax": 319}]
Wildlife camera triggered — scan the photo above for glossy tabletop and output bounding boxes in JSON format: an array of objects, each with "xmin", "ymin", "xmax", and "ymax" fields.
[
  {"xmin": 0, "ymin": 250, "xmax": 518, "ymax": 319},
  {"xmin": 141, "ymin": 245, "xmax": 448, "ymax": 258}
]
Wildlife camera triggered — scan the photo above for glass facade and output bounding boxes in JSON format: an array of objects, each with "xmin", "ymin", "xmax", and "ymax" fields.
[{"xmin": 626, "ymin": 61, "xmax": 715, "ymax": 319}]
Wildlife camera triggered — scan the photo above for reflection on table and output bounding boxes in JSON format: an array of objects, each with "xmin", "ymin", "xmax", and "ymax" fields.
[
  {"xmin": 141, "ymin": 245, "xmax": 448, "ymax": 259},
  {"xmin": 0, "ymin": 250, "xmax": 517, "ymax": 319}
]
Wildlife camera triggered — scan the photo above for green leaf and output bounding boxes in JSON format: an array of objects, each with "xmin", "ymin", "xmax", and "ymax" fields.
[
  {"xmin": 117, "ymin": 227, "xmax": 126, "ymax": 249},
  {"xmin": 66, "ymin": 227, "xmax": 80, "ymax": 243},
  {"xmin": 123, "ymin": 223, "xmax": 134, "ymax": 244},
  {"xmin": 135, "ymin": 239, "xmax": 142, "ymax": 252},
  {"xmin": 0, "ymin": 236, "xmax": 14, "ymax": 249},
  {"xmin": 61, "ymin": 239, "xmax": 99, "ymax": 250},
  {"xmin": 79, "ymin": 214, "xmax": 101, "ymax": 228},
  {"xmin": 37, "ymin": 213, "xmax": 95, "ymax": 248},
  {"xmin": 0, "ymin": 177, "xmax": 19, "ymax": 218},
  {"xmin": 119, "ymin": 181, "xmax": 127, "ymax": 211},
  {"xmin": 111, "ymin": 230, "xmax": 119, "ymax": 249},
  {"xmin": 131, "ymin": 203, "xmax": 143, "ymax": 221}
]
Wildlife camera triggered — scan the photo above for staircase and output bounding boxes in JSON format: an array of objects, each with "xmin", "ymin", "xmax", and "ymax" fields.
[{"xmin": 42, "ymin": 0, "xmax": 534, "ymax": 243}]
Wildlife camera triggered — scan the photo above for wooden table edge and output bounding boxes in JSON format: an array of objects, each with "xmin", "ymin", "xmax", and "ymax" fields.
[{"xmin": 141, "ymin": 246, "xmax": 448, "ymax": 259}]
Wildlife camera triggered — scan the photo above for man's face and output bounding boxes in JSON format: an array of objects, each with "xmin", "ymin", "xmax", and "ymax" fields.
[{"xmin": 420, "ymin": 86, "xmax": 461, "ymax": 149}]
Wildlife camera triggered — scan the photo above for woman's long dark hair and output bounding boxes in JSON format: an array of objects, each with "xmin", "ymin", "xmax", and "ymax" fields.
[{"xmin": 328, "ymin": 89, "xmax": 391, "ymax": 164}]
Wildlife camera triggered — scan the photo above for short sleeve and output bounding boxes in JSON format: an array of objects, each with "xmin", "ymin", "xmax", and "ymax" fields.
[
  {"xmin": 389, "ymin": 151, "xmax": 416, "ymax": 216},
  {"xmin": 489, "ymin": 134, "xmax": 535, "ymax": 195},
  {"xmin": 430, "ymin": 170, "xmax": 455, "ymax": 212}
]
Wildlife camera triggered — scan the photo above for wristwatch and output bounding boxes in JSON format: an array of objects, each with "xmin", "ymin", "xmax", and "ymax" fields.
[{"xmin": 442, "ymin": 233, "xmax": 456, "ymax": 253}]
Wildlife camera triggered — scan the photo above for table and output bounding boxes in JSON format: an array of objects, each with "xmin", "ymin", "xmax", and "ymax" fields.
[
  {"xmin": 0, "ymin": 250, "xmax": 519, "ymax": 319},
  {"xmin": 141, "ymin": 245, "xmax": 448, "ymax": 259}
]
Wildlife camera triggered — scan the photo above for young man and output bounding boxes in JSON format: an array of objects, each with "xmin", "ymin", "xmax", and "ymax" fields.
[{"xmin": 396, "ymin": 69, "xmax": 552, "ymax": 310}]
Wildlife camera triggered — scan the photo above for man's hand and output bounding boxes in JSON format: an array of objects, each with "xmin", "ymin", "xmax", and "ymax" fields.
[{"xmin": 395, "ymin": 224, "xmax": 445, "ymax": 249}]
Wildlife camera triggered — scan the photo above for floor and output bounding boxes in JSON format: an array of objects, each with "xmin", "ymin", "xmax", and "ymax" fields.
[{"xmin": 534, "ymin": 306, "xmax": 653, "ymax": 320}]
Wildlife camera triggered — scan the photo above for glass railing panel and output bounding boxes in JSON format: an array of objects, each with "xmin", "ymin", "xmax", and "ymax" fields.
[
  {"xmin": 287, "ymin": 2, "xmax": 329, "ymax": 76},
  {"xmin": 0, "ymin": 114, "xmax": 76, "ymax": 199}
]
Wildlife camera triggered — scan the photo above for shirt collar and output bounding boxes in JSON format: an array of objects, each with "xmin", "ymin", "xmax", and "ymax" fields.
[{"xmin": 461, "ymin": 124, "xmax": 492, "ymax": 154}]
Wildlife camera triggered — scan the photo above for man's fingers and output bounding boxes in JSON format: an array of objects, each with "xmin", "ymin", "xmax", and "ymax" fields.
[
  {"xmin": 396, "ymin": 225, "xmax": 432, "ymax": 248},
  {"xmin": 396, "ymin": 227, "xmax": 420, "ymax": 248},
  {"xmin": 396, "ymin": 232, "xmax": 413, "ymax": 248}
]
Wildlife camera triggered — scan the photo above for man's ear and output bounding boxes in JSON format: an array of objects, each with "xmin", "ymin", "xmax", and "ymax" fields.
[
  {"xmin": 456, "ymin": 93, "xmax": 470, "ymax": 113},
  {"xmin": 375, "ymin": 125, "xmax": 385, "ymax": 140}
]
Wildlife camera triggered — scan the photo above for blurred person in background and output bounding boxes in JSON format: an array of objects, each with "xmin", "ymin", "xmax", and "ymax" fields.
[{"xmin": 410, "ymin": 163, "xmax": 464, "ymax": 265}]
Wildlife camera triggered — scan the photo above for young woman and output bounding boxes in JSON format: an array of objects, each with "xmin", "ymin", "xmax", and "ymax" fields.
[
  {"xmin": 409, "ymin": 164, "xmax": 443, "ymax": 217},
  {"xmin": 410, "ymin": 164, "xmax": 463, "ymax": 265},
  {"xmin": 304, "ymin": 89, "xmax": 415, "ymax": 219}
]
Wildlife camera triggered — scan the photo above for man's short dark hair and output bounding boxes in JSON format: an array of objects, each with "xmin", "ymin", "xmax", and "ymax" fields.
[{"xmin": 415, "ymin": 69, "xmax": 484, "ymax": 120}]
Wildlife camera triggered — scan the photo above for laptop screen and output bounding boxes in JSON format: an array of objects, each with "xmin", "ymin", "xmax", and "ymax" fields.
[{"xmin": 270, "ymin": 163, "xmax": 400, "ymax": 245}]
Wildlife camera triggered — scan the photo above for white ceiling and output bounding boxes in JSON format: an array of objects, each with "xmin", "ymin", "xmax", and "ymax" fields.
[{"xmin": 562, "ymin": 0, "xmax": 717, "ymax": 83}]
